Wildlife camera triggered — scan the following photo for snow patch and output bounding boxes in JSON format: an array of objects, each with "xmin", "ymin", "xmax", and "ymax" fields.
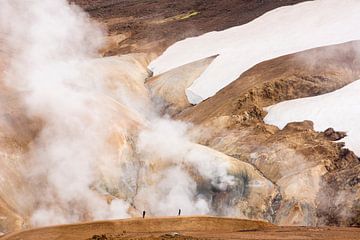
[
  {"xmin": 264, "ymin": 80, "xmax": 360, "ymax": 156},
  {"xmin": 149, "ymin": 0, "xmax": 360, "ymax": 104}
]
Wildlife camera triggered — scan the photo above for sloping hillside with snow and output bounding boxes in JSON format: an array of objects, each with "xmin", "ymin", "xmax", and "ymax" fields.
[
  {"xmin": 264, "ymin": 80, "xmax": 360, "ymax": 155},
  {"xmin": 149, "ymin": 0, "xmax": 360, "ymax": 104},
  {"xmin": 174, "ymin": 40, "xmax": 360, "ymax": 226}
]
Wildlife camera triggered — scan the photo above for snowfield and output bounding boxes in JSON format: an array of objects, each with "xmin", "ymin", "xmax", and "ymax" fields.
[
  {"xmin": 264, "ymin": 80, "xmax": 360, "ymax": 156},
  {"xmin": 149, "ymin": 0, "xmax": 360, "ymax": 104}
]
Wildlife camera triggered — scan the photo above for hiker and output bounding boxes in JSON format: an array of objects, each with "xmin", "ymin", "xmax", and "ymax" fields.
[
  {"xmin": 142, "ymin": 210, "xmax": 146, "ymax": 218},
  {"xmin": 178, "ymin": 209, "xmax": 181, "ymax": 216}
]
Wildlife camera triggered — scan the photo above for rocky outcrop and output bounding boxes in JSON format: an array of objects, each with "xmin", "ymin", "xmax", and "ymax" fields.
[
  {"xmin": 322, "ymin": 128, "xmax": 347, "ymax": 142},
  {"xmin": 191, "ymin": 144, "xmax": 279, "ymax": 221}
]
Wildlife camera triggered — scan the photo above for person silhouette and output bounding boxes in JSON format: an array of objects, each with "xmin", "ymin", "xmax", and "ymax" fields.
[
  {"xmin": 142, "ymin": 210, "xmax": 146, "ymax": 218},
  {"xmin": 178, "ymin": 209, "xmax": 181, "ymax": 216}
]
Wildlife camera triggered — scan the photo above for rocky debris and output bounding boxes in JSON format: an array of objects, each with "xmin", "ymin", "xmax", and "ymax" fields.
[
  {"xmin": 322, "ymin": 128, "xmax": 347, "ymax": 141},
  {"xmin": 88, "ymin": 232, "xmax": 200, "ymax": 240},
  {"xmin": 329, "ymin": 148, "xmax": 359, "ymax": 172},
  {"xmin": 89, "ymin": 231, "xmax": 132, "ymax": 240},
  {"xmin": 161, "ymin": 232, "xmax": 181, "ymax": 238},
  {"xmin": 348, "ymin": 176, "xmax": 360, "ymax": 187},
  {"xmin": 90, "ymin": 235, "xmax": 108, "ymax": 240}
]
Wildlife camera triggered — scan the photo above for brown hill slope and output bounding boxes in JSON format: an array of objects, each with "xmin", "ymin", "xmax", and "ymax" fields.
[
  {"xmin": 177, "ymin": 41, "xmax": 360, "ymax": 123},
  {"xmin": 71, "ymin": 0, "xmax": 309, "ymax": 55}
]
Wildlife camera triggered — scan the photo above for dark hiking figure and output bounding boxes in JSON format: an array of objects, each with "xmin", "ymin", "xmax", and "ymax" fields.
[
  {"xmin": 142, "ymin": 210, "xmax": 146, "ymax": 218},
  {"xmin": 178, "ymin": 209, "xmax": 181, "ymax": 216}
]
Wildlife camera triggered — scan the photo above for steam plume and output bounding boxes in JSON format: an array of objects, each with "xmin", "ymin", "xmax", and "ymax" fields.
[{"xmin": 0, "ymin": 0, "xmax": 234, "ymax": 227}]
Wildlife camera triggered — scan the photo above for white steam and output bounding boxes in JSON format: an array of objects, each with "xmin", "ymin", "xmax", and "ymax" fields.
[
  {"xmin": 0, "ymin": 0, "xmax": 132, "ymax": 225},
  {"xmin": 0, "ymin": 0, "xmax": 234, "ymax": 227},
  {"xmin": 135, "ymin": 118, "xmax": 235, "ymax": 216}
]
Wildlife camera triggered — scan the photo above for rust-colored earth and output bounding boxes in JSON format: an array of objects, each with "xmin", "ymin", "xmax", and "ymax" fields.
[{"xmin": 2, "ymin": 216, "xmax": 360, "ymax": 240}]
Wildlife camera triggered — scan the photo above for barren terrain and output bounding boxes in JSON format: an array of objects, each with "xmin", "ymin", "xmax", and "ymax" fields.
[{"xmin": 2, "ymin": 217, "xmax": 360, "ymax": 240}]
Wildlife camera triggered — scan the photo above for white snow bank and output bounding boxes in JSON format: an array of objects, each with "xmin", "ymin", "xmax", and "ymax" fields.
[
  {"xmin": 264, "ymin": 80, "xmax": 360, "ymax": 156},
  {"xmin": 149, "ymin": 0, "xmax": 360, "ymax": 104}
]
